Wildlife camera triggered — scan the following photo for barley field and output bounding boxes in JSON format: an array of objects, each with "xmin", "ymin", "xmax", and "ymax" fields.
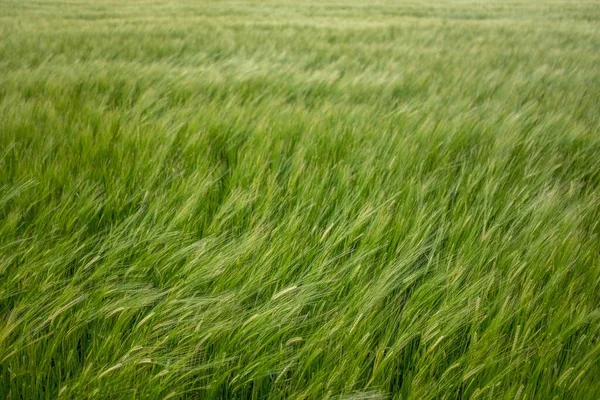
[{"xmin": 1, "ymin": 0, "xmax": 599, "ymax": 398}]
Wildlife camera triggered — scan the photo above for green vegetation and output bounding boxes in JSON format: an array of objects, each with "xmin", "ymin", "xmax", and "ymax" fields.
[{"xmin": 1, "ymin": 0, "xmax": 599, "ymax": 398}]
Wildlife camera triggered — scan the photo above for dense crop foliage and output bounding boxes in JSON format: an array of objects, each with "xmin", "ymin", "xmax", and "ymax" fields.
[{"xmin": 1, "ymin": 0, "xmax": 599, "ymax": 398}]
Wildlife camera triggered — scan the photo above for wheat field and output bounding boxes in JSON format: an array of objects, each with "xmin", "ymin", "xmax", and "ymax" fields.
[{"xmin": 1, "ymin": 0, "xmax": 599, "ymax": 398}]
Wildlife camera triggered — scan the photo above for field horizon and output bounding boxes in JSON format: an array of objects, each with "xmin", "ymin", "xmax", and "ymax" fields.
[{"xmin": 1, "ymin": 0, "xmax": 599, "ymax": 398}]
